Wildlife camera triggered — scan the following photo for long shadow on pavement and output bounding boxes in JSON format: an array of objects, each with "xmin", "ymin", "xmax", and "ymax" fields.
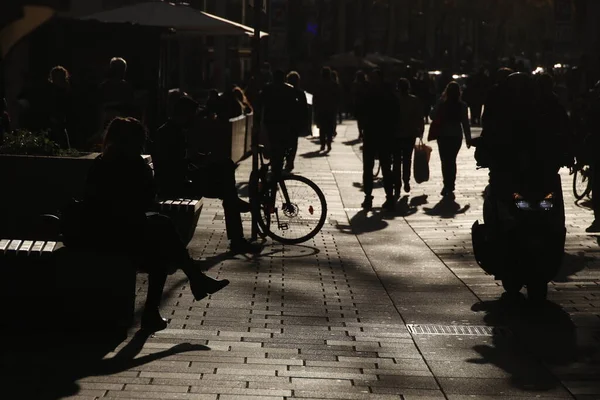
[
  {"xmin": 336, "ymin": 209, "xmax": 389, "ymax": 235},
  {"xmin": 424, "ymin": 197, "xmax": 470, "ymax": 218},
  {"xmin": 469, "ymin": 296, "xmax": 584, "ymax": 392},
  {"xmin": 554, "ymin": 252, "xmax": 592, "ymax": 282},
  {"xmin": 300, "ymin": 150, "xmax": 327, "ymax": 158},
  {"xmin": 0, "ymin": 328, "xmax": 208, "ymax": 400}
]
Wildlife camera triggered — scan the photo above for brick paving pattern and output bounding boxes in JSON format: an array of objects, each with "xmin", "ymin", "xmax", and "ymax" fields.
[{"xmin": 2, "ymin": 121, "xmax": 599, "ymax": 399}]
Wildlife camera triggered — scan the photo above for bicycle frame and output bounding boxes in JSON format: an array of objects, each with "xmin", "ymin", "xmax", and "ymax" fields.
[{"xmin": 255, "ymin": 148, "xmax": 295, "ymax": 233}]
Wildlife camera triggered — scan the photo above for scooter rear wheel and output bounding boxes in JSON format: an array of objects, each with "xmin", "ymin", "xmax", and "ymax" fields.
[{"xmin": 527, "ymin": 281, "xmax": 548, "ymax": 302}]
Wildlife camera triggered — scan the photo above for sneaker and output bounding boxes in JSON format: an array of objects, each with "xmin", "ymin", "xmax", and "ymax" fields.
[
  {"xmin": 231, "ymin": 239, "xmax": 263, "ymax": 254},
  {"xmin": 382, "ymin": 198, "xmax": 396, "ymax": 211},
  {"xmin": 361, "ymin": 196, "xmax": 373, "ymax": 210},
  {"xmin": 404, "ymin": 182, "xmax": 411, "ymax": 193},
  {"xmin": 586, "ymin": 221, "xmax": 600, "ymax": 233}
]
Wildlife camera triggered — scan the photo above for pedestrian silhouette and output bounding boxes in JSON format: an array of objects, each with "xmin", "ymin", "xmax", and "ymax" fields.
[
  {"xmin": 153, "ymin": 96, "xmax": 260, "ymax": 255},
  {"xmin": 81, "ymin": 117, "xmax": 229, "ymax": 332},
  {"xmin": 430, "ymin": 81, "xmax": 472, "ymax": 198}
]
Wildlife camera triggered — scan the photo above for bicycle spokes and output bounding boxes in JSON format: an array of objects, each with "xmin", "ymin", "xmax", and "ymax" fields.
[{"xmin": 255, "ymin": 175, "xmax": 328, "ymax": 244}]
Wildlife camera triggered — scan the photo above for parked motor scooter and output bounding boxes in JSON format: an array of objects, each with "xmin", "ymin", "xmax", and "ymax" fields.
[{"xmin": 472, "ymin": 175, "xmax": 566, "ymax": 301}]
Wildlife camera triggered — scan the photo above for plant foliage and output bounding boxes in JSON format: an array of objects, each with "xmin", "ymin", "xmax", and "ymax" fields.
[{"xmin": 0, "ymin": 129, "xmax": 80, "ymax": 157}]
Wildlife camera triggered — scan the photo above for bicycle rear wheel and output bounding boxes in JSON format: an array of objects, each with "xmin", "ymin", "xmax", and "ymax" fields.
[
  {"xmin": 573, "ymin": 165, "xmax": 592, "ymax": 201},
  {"xmin": 256, "ymin": 175, "xmax": 327, "ymax": 244},
  {"xmin": 373, "ymin": 158, "xmax": 381, "ymax": 179}
]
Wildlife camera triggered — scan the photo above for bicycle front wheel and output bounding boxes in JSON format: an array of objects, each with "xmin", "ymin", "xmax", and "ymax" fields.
[
  {"xmin": 573, "ymin": 165, "xmax": 592, "ymax": 201},
  {"xmin": 256, "ymin": 175, "xmax": 327, "ymax": 244}
]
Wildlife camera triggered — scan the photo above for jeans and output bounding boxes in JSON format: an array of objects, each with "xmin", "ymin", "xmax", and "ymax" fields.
[
  {"xmin": 393, "ymin": 137, "xmax": 417, "ymax": 192},
  {"xmin": 438, "ymin": 136, "xmax": 462, "ymax": 192},
  {"xmin": 363, "ymin": 139, "xmax": 394, "ymax": 199},
  {"xmin": 317, "ymin": 112, "xmax": 336, "ymax": 146}
]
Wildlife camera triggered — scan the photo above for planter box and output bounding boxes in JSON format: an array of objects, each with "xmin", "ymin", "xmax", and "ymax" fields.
[{"xmin": 0, "ymin": 153, "xmax": 152, "ymax": 237}]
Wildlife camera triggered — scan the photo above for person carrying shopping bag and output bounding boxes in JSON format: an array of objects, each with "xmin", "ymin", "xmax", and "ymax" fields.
[
  {"xmin": 429, "ymin": 81, "xmax": 472, "ymax": 198},
  {"xmin": 393, "ymin": 78, "xmax": 425, "ymax": 198}
]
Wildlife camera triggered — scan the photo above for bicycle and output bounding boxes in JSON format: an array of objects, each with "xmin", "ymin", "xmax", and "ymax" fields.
[
  {"xmin": 250, "ymin": 146, "xmax": 328, "ymax": 244},
  {"xmin": 373, "ymin": 156, "xmax": 381, "ymax": 179},
  {"xmin": 572, "ymin": 162, "xmax": 593, "ymax": 201}
]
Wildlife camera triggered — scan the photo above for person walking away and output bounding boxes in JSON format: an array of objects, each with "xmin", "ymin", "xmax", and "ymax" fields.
[
  {"xmin": 413, "ymin": 70, "xmax": 433, "ymax": 124},
  {"xmin": 313, "ymin": 67, "xmax": 340, "ymax": 152},
  {"xmin": 430, "ymin": 81, "xmax": 472, "ymax": 198},
  {"xmin": 352, "ymin": 71, "xmax": 369, "ymax": 141},
  {"xmin": 99, "ymin": 57, "xmax": 136, "ymax": 129},
  {"xmin": 394, "ymin": 78, "xmax": 424, "ymax": 198},
  {"xmin": 285, "ymin": 71, "xmax": 309, "ymax": 171},
  {"xmin": 259, "ymin": 69, "xmax": 299, "ymax": 179},
  {"xmin": 465, "ymin": 67, "xmax": 489, "ymax": 126},
  {"xmin": 82, "ymin": 117, "xmax": 229, "ymax": 332},
  {"xmin": 44, "ymin": 66, "xmax": 72, "ymax": 148},
  {"xmin": 362, "ymin": 69, "xmax": 399, "ymax": 211},
  {"xmin": 153, "ymin": 96, "xmax": 260, "ymax": 254}
]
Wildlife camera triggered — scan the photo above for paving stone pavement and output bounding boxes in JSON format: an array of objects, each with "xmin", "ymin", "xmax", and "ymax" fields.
[{"xmin": 2, "ymin": 121, "xmax": 600, "ymax": 400}]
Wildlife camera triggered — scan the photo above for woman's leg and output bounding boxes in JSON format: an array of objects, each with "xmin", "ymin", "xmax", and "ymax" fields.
[
  {"xmin": 392, "ymin": 139, "xmax": 402, "ymax": 198},
  {"xmin": 143, "ymin": 214, "xmax": 230, "ymax": 307},
  {"xmin": 141, "ymin": 266, "xmax": 169, "ymax": 331},
  {"xmin": 438, "ymin": 138, "xmax": 451, "ymax": 194},
  {"xmin": 402, "ymin": 138, "xmax": 417, "ymax": 189},
  {"xmin": 439, "ymin": 137, "xmax": 462, "ymax": 193}
]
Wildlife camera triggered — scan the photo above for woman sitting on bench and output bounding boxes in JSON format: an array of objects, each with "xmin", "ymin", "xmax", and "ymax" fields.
[{"xmin": 83, "ymin": 117, "xmax": 229, "ymax": 332}]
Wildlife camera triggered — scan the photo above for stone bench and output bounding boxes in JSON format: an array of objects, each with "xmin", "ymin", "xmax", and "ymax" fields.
[
  {"xmin": 155, "ymin": 198, "xmax": 203, "ymax": 245},
  {"xmin": 0, "ymin": 198, "xmax": 203, "ymax": 332}
]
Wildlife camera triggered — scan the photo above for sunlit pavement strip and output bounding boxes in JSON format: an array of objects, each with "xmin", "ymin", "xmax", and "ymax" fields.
[{"xmin": 4, "ymin": 121, "xmax": 598, "ymax": 399}]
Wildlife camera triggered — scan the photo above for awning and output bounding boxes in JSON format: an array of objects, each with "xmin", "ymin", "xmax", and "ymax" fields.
[
  {"xmin": 79, "ymin": 1, "xmax": 268, "ymax": 37},
  {"xmin": 365, "ymin": 52, "xmax": 403, "ymax": 65}
]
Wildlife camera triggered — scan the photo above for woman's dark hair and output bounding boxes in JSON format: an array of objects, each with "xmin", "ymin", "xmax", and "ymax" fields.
[
  {"xmin": 441, "ymin": 81, "xmax": 462, "ymax": 122},
  {"xmin": 102, "ymin": 117, "xmax": 147, "ymax": 156},
  {"xmin": 232, "ymin": 86, "xmax": 253, "ymax": 113},
  {"xmin": 286, "ymin": 71, "xmax": 300, "ymax": 88},
  {"xmin": 49, "ymin": 65, "xmax": 70, "ymax": 85},
  {"xmin": 108, "ymin": 57, "xmax": 127, "ymax": 79}
]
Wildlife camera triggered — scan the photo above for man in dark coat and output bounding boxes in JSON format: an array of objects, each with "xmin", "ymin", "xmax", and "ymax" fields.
[{"xmin": 362, "ymin": 69, "xmax": 399, "ymax": 211}]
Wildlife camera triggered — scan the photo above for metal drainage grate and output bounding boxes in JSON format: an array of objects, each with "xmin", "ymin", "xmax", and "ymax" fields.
[{"xmin": 407, "ymin": 324, "xmax": 511, "ymax": 337}]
